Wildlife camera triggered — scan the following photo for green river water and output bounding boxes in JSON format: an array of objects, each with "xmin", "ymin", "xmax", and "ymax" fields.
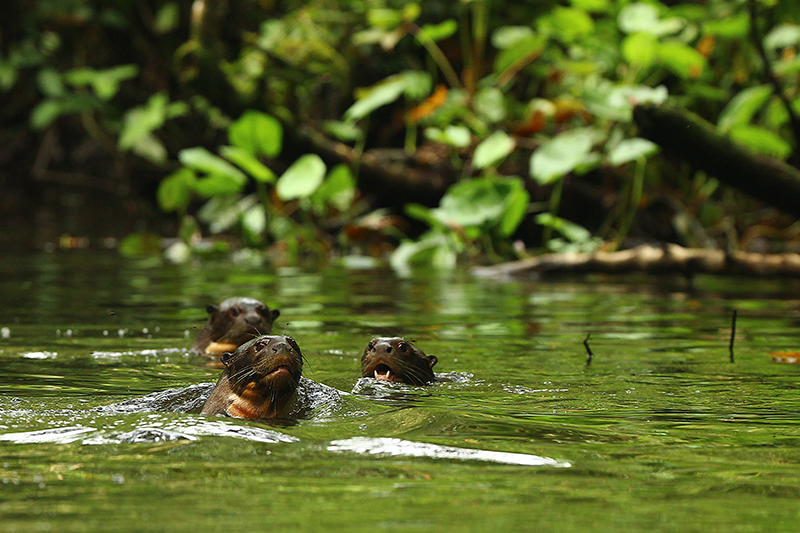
[{"xmin": 2, "ymin": 250, "xmax": 800, "ymax": 532}]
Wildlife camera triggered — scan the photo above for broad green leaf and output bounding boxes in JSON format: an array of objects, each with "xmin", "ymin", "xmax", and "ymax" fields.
[
  {"xmin": 220, "ymin": 145, "xmax": 275, "ymax": 183},
  {"xmin": 658, "ymin": 41, "xmax": 706, "ymax": 78},
  {"xmin": 323, "ymin": 120, "xmax": 364, "ymax": 142},
  {"xmin": 37, "ymin": 68, "xmax": 64, "ymax": 97},
  {"xmin": 622, "ymin": 33, "xmax": 659, "ymax": 68},
  {"xmin": 473, "ymin": 131, "xmax": 515, "ymax": 169},
  {"xmin": 491, "ymin": 26, "xmax": 535, "ymax": 49},
  {"xmin": 765, "ymin": 24, "xmax": 800, "ymax": 51},
  {"xmin": 345, "ymin": 72, "xmax": 431, "ymax": 121},
  {"xmin": 194, "ymin": 175, "xmax": 245, "ymax": 197},
  {"xmin": 764, "ymin": 98, "xmax": 790, "ymax": 129},
  {"xmin": 433, "ymin": 177, "xmax": 526, "ymax": 229},
  {"xmin": 241, "ymin": 204, "xmax": 267, "ymax": 245},
  {"xmin": 157, "ymin": 169, "xmax": 196, "ymax": 212},
  {"xmin": 436, "ymin": 180, "xmax": 505, "ymax": 227},
  {"xmin": 163, "ymin": 241, "xmax": 191, "ymax": 264},
  {"xmin": 65, "ymin": 64, "xmax": 138, "ymax": 100},
  {"xmin": 419, "ymin": 20, "xmax": 457, "ymax": 42},
  {"xmin": 538, "ymin": 6, "xmax": 594, "ymax": 42},
  {"xmin": 130, "ymin": 133, "xmax": 167, "ymax": 163},
  {"xmin": 608, "ymin": 138, "xmax": 658, "ymax": 166},
  {"xmin": 570, "ymin": 0, "xmax": 609, "ymax": 14},
  {"xmin": 0, "ymin": 61, "xmax": 18, "ymax": 91},
  {"xmin": 704, "ymin": 14, "xmax": 749, "ymax": 38},
  {"xmin": 119, "ymin": 93, "xmax": 169, "ymax": 149},
  {"xmin": 536, "ymin": 213, "xmax": 592, "ymax": 243},
  {"xmin": 474, "ymin": 87, "xmax": 506, "ymax": 123},
  {"xmin": 179, "ymin": 147, "xmax": 247, "ymax": 184},
  {"xmin": 530, "ymin": 128, "xmax": 598, "ymax": 184},
  {"xmin": 493, "ymin": 34, "xmax": 547, "ymax": 76},
  {"xmin": 399, "ymin": 71, "xmax": 432, "ymax": 100},
  {"xmin": 367, "ymin": 5, "xmax": 419, "ymax": 29},
  {"xmin": 276, "ymin": 154, "xmax": 326, "ymax": 200},
  {"xmin": 618, "ymin": 3, "xmax": 683, "ymax": 36},
  {"xmin": 717, "ymin": 85, "xmax": 773, "ymax": 133},
  {"xmin": 390, "ymin": 233, "xmax": 457, "ymax": 273},
  {"xmin": 424, "ymin": 125, "xmax": 471, "ymax": 147},
  {"xmin": 345, "ymin": 76, "xmax": 407, "ymax": 122},
  {"xmin": 228, "ymin": 110, "xmax": 283, "ymax": 158},
  {"xmin": 498, "ymin": 178, "xmax": 530, "ymax": 237},
  {"xmin": 728, "ymin": 125, "xmax": 792, "ymax": 159},
  {"xmin": 312, "ymin": 164, "xmax": 356, "ymax": 211},
  {"xmin": 30, "ymin": 94, "xmax": 96, "ymax": 129},
  {"xmin": 198, "ymin": 195, "xmax": 246, "ymax": 233},
  {"xmin": 405, "ymin": 203, "xmax": 441, "ymax": 229},
  {"xmin": 153, "ymin": 2, "xmax": 179, "ymax": 34}
]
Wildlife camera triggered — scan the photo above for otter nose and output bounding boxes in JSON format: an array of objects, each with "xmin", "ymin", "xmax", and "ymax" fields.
[
  {"xmin": 271, "ymin": 341, "xmax": 293, "ymax": 355},
  {"xmin": 373, "ymin": 342, "xmax": 392, "ymax": 354},
  {"xmin": 245, "ymin": 313, "xmax": 262, "ymax": 325}
]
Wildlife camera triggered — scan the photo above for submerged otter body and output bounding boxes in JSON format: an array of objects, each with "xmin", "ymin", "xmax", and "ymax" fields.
[
  {"xmin": 201, "ymin": 335, "xmax": 303, "ymax": 419},
  {"xmin": 361, "ymin": 337, "xmax": 437, "ymax": 385},
  {"xmin": 190, "ymin": 297, "xmax": 280, "ymax": 356}
]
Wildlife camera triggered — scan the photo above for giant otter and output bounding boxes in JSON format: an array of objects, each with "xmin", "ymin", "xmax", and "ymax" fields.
[
  {"xmin": 190, "ymin": 297, "xmax": 280, "ymax": 356},
  {"xmin": 361, "ymin": 337, "xmax": 438, "ymax": 385},
  {"xmin": 201, "ymin": 335, "xmax": 304, "ymax": 419}
]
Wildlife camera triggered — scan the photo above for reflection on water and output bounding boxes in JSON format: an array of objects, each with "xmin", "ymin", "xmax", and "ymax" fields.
[{"xmin": 3, "ymin": 251, "xmax": 800, "ymax": 531}]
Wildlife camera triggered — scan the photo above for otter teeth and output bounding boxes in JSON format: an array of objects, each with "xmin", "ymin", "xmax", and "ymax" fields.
[{"xmin": 374, "ymin": 369, "xmax": 392, "ymax": 379}]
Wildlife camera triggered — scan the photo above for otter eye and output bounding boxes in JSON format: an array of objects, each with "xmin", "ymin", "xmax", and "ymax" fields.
[
  {"xmin": 286, "ymin": 336, "xmax": 301, "ymax": 355},
  {"xmin": 255, "ymin": 339, "xmax": 268, "ymax": 350},
  {"xmin": 398, "ymin": 342, "xmax": 408, "ymax": 352},
  {"xmin": 230, "ymin": 307, "xmax": 241, "ymax": 317},
  {"xmin": 367, "ymin": 340, "xmax": 376, "ymax": 351},
  {"xmin": 256, "ymin": 306, "xmax": 269, "ymax": 317}
]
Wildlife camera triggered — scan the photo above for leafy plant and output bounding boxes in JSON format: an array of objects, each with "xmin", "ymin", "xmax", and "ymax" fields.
[
  {"xmin": 391, "ymin": 176, "xmax": 529, "ymax": 272},
  {"xmin": 154, "ymin": 110, "xmax": 358, "ymax": 260}
]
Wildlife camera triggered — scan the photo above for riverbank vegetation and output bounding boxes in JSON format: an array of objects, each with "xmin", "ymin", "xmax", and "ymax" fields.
[{"xmin": 2, "ymin": 0, "xmax": 799, "ymax": 270}]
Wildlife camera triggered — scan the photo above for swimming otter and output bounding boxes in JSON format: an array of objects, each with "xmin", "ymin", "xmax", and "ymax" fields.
[
  {"xmin": 190, "ymin": 297, "xmax": 280, "ymax": 356},
  {"xmin": 361, "ymin": 337, "xmax": 437, "ymax": 385},
  {"xmin": 201, "ymin": 335, "xmax": 303, "ymax": 419}
]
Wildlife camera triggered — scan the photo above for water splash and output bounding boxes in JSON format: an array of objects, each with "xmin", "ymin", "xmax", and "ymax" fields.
[{"xmin": 328, "ymin": 437, "xmax": 571, "ymax": 467}]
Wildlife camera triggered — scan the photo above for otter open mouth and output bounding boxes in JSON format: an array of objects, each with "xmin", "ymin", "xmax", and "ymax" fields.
[{"xmin": 372, "ymin": 364, "xmax": 397, "ymax": 381}]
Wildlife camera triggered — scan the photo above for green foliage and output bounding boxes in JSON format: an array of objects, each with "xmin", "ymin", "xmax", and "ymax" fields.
[
  {"xmin": 6, "ymin": 0, "xmax": 800, "ymax": 265},
  {"xmin": 156, "ymin": 110, "xmax": 358, "ymax": 259},
  {"xmin": 392, "ymin": 176, "xmax": 530, "ymax": 272}
]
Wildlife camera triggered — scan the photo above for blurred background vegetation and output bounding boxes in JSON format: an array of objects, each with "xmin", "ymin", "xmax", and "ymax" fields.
[{"xmin": 1, "ymin": 0, "xmax": 799, "ymax": 269}]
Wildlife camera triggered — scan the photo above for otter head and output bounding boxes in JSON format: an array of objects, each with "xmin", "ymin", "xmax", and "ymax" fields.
[
  {"xmin": 203, "ymin": 297, "xmax": 280, "ymax": 352},
  {"xmin": 215, "ymin": 335, "xmax": 303, "ymax": 419},
  {"xmin": 361, "ymin": 337, "xmax": 437, "ymax": 385}
]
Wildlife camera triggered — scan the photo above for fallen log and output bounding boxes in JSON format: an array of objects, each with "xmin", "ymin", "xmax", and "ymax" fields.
[
  {"xmin": 633, "ymin": 103, "xmax": 800, "ymax": 219},
  {"xmin": 472, "ymin": 243, "xmax": 800, "ymax": 278}
]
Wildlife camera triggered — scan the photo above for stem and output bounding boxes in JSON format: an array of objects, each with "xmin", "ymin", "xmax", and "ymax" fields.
[
  {"xmin": 748, "ymin": 0, "xmax": 800, "ymax": 146},
  {"xmin": 615, "ymin": 156, "xmax": 646, "ymax": 249},
  {"xmin": 543, "ymin": 178, "xmax": 564, "ymax": 245},
  {"xmin": 410, "ymin": 24, "xmax": 462, "ymax": 89},
  {"xmin": 472, "ymin": 0, "xmax": 490, "ymax": 88}
]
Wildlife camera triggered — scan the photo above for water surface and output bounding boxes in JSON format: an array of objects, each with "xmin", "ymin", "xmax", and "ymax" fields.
[{"xmin": 2, "ymin": 251, "xmax": 800, "ymax": 532}]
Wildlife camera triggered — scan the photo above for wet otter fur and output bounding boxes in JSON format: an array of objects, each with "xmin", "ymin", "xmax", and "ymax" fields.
[
  {"xmin": 201, "ymin": 335, "xmax": 304, "ymax": 419},
  {"xmin": 361, "ymin": 337, "xmax": 437, "ymax": 385},
  {"xmin": 190, "ymin": 297, "xmax": 280, "ymax": 356}
]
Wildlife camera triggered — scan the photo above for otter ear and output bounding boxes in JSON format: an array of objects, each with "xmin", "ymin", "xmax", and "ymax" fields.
[
  {"xmin": 427, "ymin": 355, "xmax": 438, "ymax": 368},
  {"xmin": 206, "ymin": 304, "xmax": 219, "ymax": 315},
  {"xmin": 220, "ymin": 351, "xmax": 233, "ymax": 367},
  {"xmin": 271, "ymin": 309, "xmax": 280, "ymax": 320}
]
